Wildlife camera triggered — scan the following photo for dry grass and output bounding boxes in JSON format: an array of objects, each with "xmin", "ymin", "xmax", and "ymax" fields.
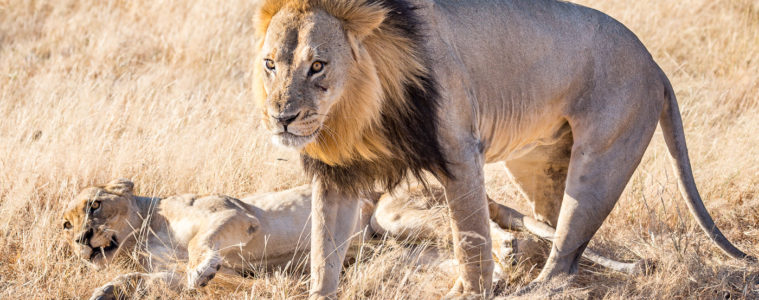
[{"xmin": 1, "ymin": 0, "xmax": 758, "ymax": 298}]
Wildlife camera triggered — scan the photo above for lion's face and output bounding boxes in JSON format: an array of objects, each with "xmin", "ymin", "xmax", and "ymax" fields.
[
  {"xmin": 62, "ymin": 179, "xmax": 138, "ymax": 267},
  {"xmin": 259, "ymin": 8, "xmax": 355, "ymax": 148}
]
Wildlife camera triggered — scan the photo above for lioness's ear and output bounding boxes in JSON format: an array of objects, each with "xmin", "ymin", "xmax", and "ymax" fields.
[{"xmin": 104, "ymin": 178, "xmax": 134, "ymax": 195}]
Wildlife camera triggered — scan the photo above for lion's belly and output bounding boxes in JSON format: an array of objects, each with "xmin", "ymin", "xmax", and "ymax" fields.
[{"xmin": 481, "ymin": 116, "xmax": 571, "ymax": 163}]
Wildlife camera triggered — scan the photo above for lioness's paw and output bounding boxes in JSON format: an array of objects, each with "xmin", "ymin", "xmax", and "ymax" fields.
[
  {"xmin": 187, "ymin": 259, "xmax": 221, "ymax": 289},
  {"xmin": 512, "ymin": 236, "xmax": 546, "ymax": 263},
  {"xmin": 89, "ymin": 283, "xmax": 119, "ymax": 300}
]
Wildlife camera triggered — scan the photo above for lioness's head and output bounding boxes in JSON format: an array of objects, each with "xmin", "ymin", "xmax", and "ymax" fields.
[{"xmin": 62, "ymin": 179, "xmax": 140, "ymax": 267}]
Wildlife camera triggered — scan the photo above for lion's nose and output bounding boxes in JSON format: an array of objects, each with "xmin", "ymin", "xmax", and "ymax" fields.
[
  {"xmin": 76, "ymin": 228, "xmax": 94, "ymax": 246},
  {"xmin": 274, "ymin": 112, "xmax": 300, "ymax": 129}
]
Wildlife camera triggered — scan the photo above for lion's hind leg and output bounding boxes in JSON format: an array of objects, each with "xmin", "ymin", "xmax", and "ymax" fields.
[
  {"xmin": 504, "ymin": 126, "xmax": 573, "ymax": 227},
  {"xmin": 535, "ymin": 88, "xmax": 662, "ymax": 282},
  {"xmin": 500, "ymin": 127, "xmax": 650, "ymax": 278}
]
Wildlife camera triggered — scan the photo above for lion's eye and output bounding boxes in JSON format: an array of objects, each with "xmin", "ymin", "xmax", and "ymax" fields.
[
  {"xmin": 63, "ymin": 221, "xmax": 72, "ymax": 230},
  {"xmin": 309, "ymin": 61, "xmax": 325, "ymax": 74},
  {"xmin": 90, "ymin": 201, "xmax": 100, "ymax": 210},
  {"xmin": 264, "ymin": 59, "xmax": 275, "ymax": 71}
]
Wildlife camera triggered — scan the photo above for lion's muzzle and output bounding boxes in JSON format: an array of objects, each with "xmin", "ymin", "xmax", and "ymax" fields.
[
  {"xmin": 273, "ymin": 111, "xmax": 301, "ymax": 133},
  {"xmin": 268, "ymin": 109, "xmax": 323, "ymax": 148}
]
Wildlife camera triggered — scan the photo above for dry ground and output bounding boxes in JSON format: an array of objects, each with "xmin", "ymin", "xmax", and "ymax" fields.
[{"xmin": 1, "ymin": 0, "xmax": 759, "ymax": 299}]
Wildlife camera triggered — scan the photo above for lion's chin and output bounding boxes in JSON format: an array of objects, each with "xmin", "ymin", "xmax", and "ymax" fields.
[{"xmin": 272, "ymin": 130, "xmax": 319, "ymax": 149}]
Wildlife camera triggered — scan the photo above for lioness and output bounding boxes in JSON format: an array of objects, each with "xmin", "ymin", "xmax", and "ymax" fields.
[
  {"xmin": 63, "ymin": 179, "xmax": 336, "ymax": 299},
  {"xmin": 64, "ymin": 179, "xmax": 554, "ymax": 299},
  {"xmin": 253, "ymin": 0, "xmax": 754, "ymax": 297}
]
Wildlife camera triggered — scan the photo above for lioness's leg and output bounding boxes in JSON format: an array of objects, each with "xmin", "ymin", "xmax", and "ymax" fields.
[
  {"xmin": 186, "ymin": 212, "xmax": 259, "ymax": 289},
  {"xmin": 372, "ymin": 187, "xmax": 542, "ymax": 267},
  {"xmin": 309, "ymin": 180, "xmax": 363, "ymax": 300},
  {"xmin": 536, "ymin": 95, "xmax": 661, "ymax": 281},
  {"xmin": 489, "ymin": 200, "xmax": 646, "ymax": 275},
  {"xmin": 371, "ymin": 188, "xmax": 448, "ymax": 242}
]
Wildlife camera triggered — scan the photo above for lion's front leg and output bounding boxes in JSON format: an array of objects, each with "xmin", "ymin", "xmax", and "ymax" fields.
[
  {"xmin": 440, "ymin": 148, "xmax": 494, "ymax": 297},
  {"xmin": 309, "ymin": 179, "xmax": 363, "ymax": 300}
]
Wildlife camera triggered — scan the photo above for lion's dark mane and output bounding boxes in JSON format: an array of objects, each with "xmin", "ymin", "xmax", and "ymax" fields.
[{"xmin": 302, "ymin": 0, "xmax": 450, "ymax": 196}]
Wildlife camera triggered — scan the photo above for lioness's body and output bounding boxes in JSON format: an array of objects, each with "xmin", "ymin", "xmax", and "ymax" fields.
[
  {"xmin": 67, "ymin": 180, "xmax": 545, "ymax": 299},
  {"xmin": 62, "ymin": 181, "xmax": 333, "ymax": 299},
  {"xmin": 131, "ymin": 188, "xmax": 315, "ymax": 270},
  {"xmin": 255, "ymin": 0, "xmax": 752, "ymax": 298}
]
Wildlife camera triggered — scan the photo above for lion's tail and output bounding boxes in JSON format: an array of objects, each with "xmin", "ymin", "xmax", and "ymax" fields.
[{"xmin": 659, "ymin": 75, "xmax": 755, "ymax": 262}]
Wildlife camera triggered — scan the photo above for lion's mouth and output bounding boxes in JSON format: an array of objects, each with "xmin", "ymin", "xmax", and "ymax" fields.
[
  {"xmin": 89, "ymin": 236, "xmax": 119, "ymax": 261},
  {"xmin": 274, "ymin": 127, "xmax": 321, "ymax": 148}
]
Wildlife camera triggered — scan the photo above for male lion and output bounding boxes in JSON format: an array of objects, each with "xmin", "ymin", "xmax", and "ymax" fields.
[
  {"xmin": 253, "ymin": 0, "xmax": 754, "ymax": 298},
  {"xmin": 66, "ymin": 179, "xmax": 571, "ymax": 299}
]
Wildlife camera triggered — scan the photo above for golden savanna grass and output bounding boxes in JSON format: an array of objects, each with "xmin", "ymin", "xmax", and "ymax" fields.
[{"xmin": 1, "ymin": 0, "xmax": 758, "ymax": 298}]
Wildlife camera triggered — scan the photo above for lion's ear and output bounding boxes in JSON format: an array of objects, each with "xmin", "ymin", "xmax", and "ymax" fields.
[
  {"xmin": 342, "ymin": 4, "xmax": 387, "ymax": 42},
  {"xmin": 104, "ymin": 178, "xmax": 134, "ymax": 196},
  {"xmin": 341, "ymin": 4, "xmax": 386, "ymax": 60}
]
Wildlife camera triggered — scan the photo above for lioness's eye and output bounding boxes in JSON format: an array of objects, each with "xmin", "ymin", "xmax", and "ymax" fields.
[
  {"xmin": 264, "ymin": 59, "xmax": 275, "ymax": 71},
  {"xmin": 309, "ymin": 61, "xmax": 325, "ymax": 74},
  {"xmin": 90, "ymin": 201, "xmax": 100, "ymax": 210},
  {"xmin": 63, "ymin": 221, "xmax": 72, "ymax": 230}
]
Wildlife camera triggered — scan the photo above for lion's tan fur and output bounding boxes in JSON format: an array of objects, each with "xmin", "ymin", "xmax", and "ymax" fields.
[
  {"xmin": 255, "ymin": 0, "xmax": 754, "ymax": 298},
  {"xmin": 254, "ymin": 0, "xmax": 428, "ymax": 165}
]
